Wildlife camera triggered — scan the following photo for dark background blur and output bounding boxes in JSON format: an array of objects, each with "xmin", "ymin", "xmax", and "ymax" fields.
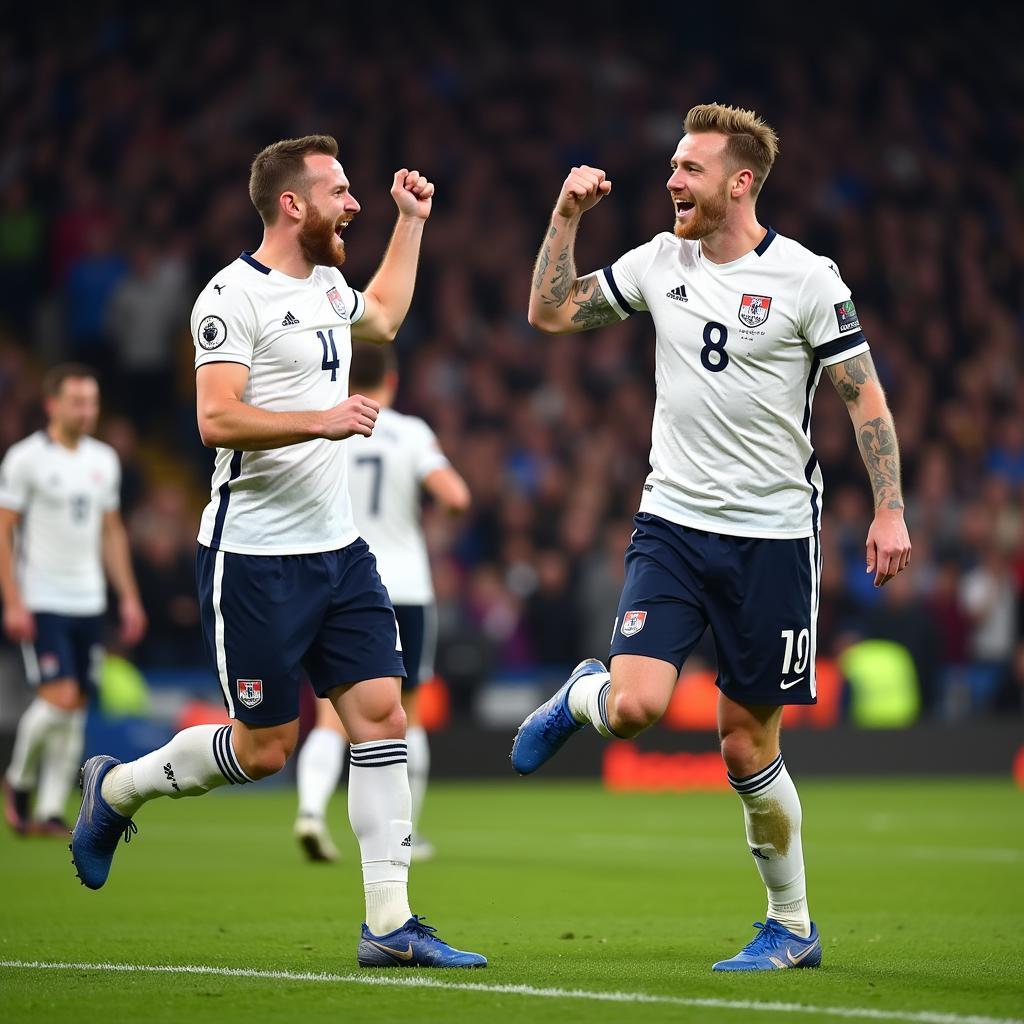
[{"xmin": 1, "ymin": 2, "xmax": 1021, "ymax": 729}]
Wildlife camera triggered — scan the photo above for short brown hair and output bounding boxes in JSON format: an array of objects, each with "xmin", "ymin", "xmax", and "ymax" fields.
[
  {"xmin": 43, "ymin": 363, "xmax": 98, "ymax": 397},
  {"xmin": 349, "ymin": 342, "xmax": 396, "ymax": 391},
  {"xmin": 248, "ymin": 135, "xmax": 339, "ymax": 224},
  {"xmin": 684, "ymin": 104, "xmax": 779, "ymax": 197}
]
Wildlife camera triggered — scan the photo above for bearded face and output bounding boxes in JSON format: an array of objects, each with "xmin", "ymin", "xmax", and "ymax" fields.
[
  {"xmin": 672, "ymin": 174, "xmax": 730, "ymax": 240},
  {"xmin": 298, "ymin": 198, "xmax": 351, "ymax": 269}
]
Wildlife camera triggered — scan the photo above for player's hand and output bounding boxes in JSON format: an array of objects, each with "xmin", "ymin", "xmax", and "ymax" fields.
[
  {"xmin": 554, "ymin": 165, "xmax": 612, "ymax": 219},
  {"xmin": 2, "ymin": 602, "xmax": 34, "ymax": 643},
  {"xmin": 119, "ymin": 596, "xmax": 147, "ymax": 647},
  {"xmin": 391, "ymin": 169, "xmax": 434, "ymax": 220},
  {"xmin": 321, "ymin": 394, "xmax": 380, "ymax": 440},
  {"xmin": 865, "ymin": 509, "xmax": 911, "ymax": 588}
]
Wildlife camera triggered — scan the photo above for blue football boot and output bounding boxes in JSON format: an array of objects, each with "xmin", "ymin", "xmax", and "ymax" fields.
[
  {"xmin": 712, "ymin": 920, "xmax": 822, "ymax": 971},
  {"xmin": 70, "ymin": 755, "xmax": 137, "ymax": 890},
  {"xmin": 357, "ymin": 916, "xmax": 487, "ymax": 968},
  {"xmin": 511, "ymin": 658, "xmax": 606, "ymax": 775}
]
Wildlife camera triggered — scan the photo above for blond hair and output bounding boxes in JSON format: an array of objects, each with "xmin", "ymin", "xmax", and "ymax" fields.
[
  {"xmin": 249, "ymin": 135, "xmax": 339, "ymax": 224},
  {"xmin": 684, "ymin": 103, "xmax": 779, "ymax": 197}
]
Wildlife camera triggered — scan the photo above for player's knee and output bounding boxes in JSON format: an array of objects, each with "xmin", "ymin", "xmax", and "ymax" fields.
[
  {"xmin": 237, "ymin": 734, "xmax": 296, "ymax": 779},
  {"xmin": 719, "ymin": 726, "xmax": 774, "ymax": 779},
  {"xmin": 608, "ymin": 690, "xmax": 662, "ymax": 736},
  {"xmin": 39, "ymin": 679, "xmax": 81, "ymax": 712}
]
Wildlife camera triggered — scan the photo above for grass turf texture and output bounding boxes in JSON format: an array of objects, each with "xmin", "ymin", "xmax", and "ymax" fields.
[{"xmin": 1, "ymin": 778, "xmax": 1022, "ymax": 1024}]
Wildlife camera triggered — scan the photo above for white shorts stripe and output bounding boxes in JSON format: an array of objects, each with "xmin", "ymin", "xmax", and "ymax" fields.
[
  {"xmin": 19, "ymin": 642, "xmax": 40, "ymax": 686},
  {"xmin": 807, "ymin": 535, "xmax": 820, "ymax": 700},
  {"xmin": 211, "ymin": 550, "xmax": 234, "ymax": 718}
]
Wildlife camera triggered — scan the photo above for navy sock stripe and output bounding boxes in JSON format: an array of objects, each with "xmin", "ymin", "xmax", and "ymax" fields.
[
  {"xmin": 221, "ymin": 726, "xmax": 250, "ymax": 784},
  {"xmin": 349, "ymin": 756, "xmax": 409, "ymax": 768},
  {"xmin": 596, "ymin": 681, "xmax": 626, "ymax": 740},
  {"xmin": 213, "ymin": 726, "xmax": 248, "ymax": 785},
  {"xmin": 350, "ymin": 742, "xmax": 408, "ymax": 756},
  {"xmin": 729, "ymin": 754, "xmax": 785, "ymax": 795}
]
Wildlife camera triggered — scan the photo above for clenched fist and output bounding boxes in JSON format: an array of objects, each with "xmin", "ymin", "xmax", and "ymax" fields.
[
  {"xmin": 554, "ymin": 165, "xmax": 612, "ymax": 219},
  {"xmin": 321, "ymin": 394, "xmax": 380, "ymax": 440}
]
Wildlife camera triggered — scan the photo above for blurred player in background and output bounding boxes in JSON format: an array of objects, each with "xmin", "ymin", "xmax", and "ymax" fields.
[
  {"xmin": 294, "ymin": 340, "xmax": 470, "ymax": 863},
  {"xmin": 513, "ymin": 104, "xmax": 911, "ymax": 970},
  {"xmin": 70, "ymin": 135, "xmax": 485, "ymax": 969},
  {"xmin": 1, "ymin": 365, "xmax": 146, "ymax": 835}
]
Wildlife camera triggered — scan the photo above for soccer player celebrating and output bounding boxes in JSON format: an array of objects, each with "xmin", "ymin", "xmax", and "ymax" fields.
[
  {"xmin": 294, "ymin": 341, "xmax": 470, "ymax": 864},
  {"xmin": 1, "ymin": 365, "xmax": 146, "ymax": 835},
  {"xmin": 70, "ymin": 136, "xmax": 485, "ymax": 969},
  {"xmin": 512, "ymin": 104, "xmax": 911, "ymax": 971}
]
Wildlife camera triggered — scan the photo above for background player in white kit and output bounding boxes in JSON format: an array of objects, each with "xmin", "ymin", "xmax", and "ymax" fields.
[
  {"xmin": 294, "ymin": 341, "xmax": 470, "ymax": 863},
  {"xmin": 70, "ymin": 135, "xmax": 485, "ymax": 968},
  {"xmin": 1, "ymin": 365, "xmax": 146, "ymax": 835},
  {"xmin": 512, "ymin": 104, "xmax": 911, "ymax": 971}
]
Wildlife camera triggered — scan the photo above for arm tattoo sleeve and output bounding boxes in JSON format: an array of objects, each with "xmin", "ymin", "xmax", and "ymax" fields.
[
  {"xmin": 825, "ymin": 352, "xmax": 877, "ymax": 404},
  {"xmin": 568, "ymin": 276, "xmax": 620, "ymax": 330},
  {"xmin": 857, "ymin": 415, "xmax": 904, "ymax": 511},
  {"xmin": 545, "ymin": 245, "xmax": 573, "ymax": 306}
]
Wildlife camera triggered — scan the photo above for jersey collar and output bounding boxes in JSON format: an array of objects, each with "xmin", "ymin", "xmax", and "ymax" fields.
[{"xmin": 239, "ymin": 251, "xmax": 272, "ymax": 275}]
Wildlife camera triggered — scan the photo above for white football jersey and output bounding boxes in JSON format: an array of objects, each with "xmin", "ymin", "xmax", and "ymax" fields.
[
  {"xmin": 0, "ymin": 432, "xmax": 120, "ymax": 614},
  {"xmin": 192, "ymin": 252, "xmax": 367, "ymax": 555},
  {"xmin": 597, "ymin": 228, "xmax": 869, "ymax": 539},
  {"xmin": 348, "ymin": 407, "xmax": 449, "ymax": 605}
]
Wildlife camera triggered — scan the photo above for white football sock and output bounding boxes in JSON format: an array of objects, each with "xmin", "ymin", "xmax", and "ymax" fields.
[
  {"xmin": 566, "ymin": 669, "xmax": 619, "ymax": 737},
  {"xmin": 348, "ymin": 739, "xmax": 412, "ymax": 935},
  {"xmin": 101, "ymin": 724, "xmax": 252, "ymax": 817},
  {"xmin": 729, "ymin": 753, "xmax": 811, "ymax": 937},
  {"xmin": 34, "ymin": 708, "xmax": 85, "ymax": 820},
  {"xmin": 406, "ymin": 725, "xmax": 430, "ymax": 837},
  {"xmin": 296, "ymin": 727, "xmax": 346, "ymax": 820},
  {"xmin": 6, "ymin": 697, "xmax": 68, "ymax": 790}
]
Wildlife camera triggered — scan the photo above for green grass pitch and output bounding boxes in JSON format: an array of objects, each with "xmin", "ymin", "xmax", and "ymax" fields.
[{"xmin": 2, "ymin": 777, "xmax": 1022, "ymax": 1023}]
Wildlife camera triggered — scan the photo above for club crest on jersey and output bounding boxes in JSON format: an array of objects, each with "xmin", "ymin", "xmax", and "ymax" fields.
[
  {"xmin": 197, "ymin": 314, "xmax": 227, "ymax": 350},
  {"xmin": 236, "ymin": 679, "xmax": 263, "ymax": 708},
  {"xmin": 326, "ymin": 287, "xmax": 349, "ymax": 321},
  {"xmin": 620, "ymin": 610, "xmax": 647, "ymax": 637},
  {"xmin": 738, "ymin": 294, "xmax": 772, "ymax": 328}
]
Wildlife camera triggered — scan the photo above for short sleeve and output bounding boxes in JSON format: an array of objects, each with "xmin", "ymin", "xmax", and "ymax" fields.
[
  {"xmin": 192, "ymin": 281, "xmax": 258, "ymax": 369},
  {"xmin": 798, "ymin": 258, "xmax": 870, "ymax": 367},
  {"xmin": 328, "ymin": 269, "xmax": 365, "ymax": 324},
  {"xmin": 594, "ymin": 238, "xmax": 660, "ymax": 319},
  {"xmin": 410, "ymin": 419, "xmax": 450, "ymax": 482},
  {"xmin": 0, "ymin": 443, "xmax": 32, "ymax": 512},
  {"xmin": 101, "ymin": 451, "xmax": 121, "ymax": 511}
]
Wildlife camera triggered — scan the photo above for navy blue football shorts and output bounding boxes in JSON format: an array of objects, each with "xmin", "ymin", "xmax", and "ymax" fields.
[
  {"xmin": 197, "ymin": 539, "xmax": 407, "ymax": 726},
  {"xmin": 394, "ymin": 604, "xmax": 436, "ymax": 690},
  {"xmin": 609, "ymin": 512, "xmax": 820, "ymax": 706},
  {"xmin": 22, "ymin": 612, "xmax": 104, "ymax": 693}
]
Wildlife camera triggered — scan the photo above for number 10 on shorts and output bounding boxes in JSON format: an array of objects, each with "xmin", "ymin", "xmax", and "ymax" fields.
[{"xmin": 779, "ymin": 628, "xmax": 810, "ymax": 678}]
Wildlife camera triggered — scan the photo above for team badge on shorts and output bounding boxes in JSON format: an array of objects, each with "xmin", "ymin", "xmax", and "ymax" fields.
[
  {"xmin": 326, "ymin": 287, "xmax": 349, "ymax": 321},
  {"xmin": 620, "ymin": 610, "xmax": 647, "ymax": 637},
  {"xmin": 738, "ymin": 294, "xmax": 772, "ymax": 328},
  {"xmin": 236, "ymin": 679, "xmax": 263, "ymax": 708}
]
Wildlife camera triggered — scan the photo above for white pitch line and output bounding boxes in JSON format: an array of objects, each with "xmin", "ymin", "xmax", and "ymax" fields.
[{"xmin": 1, "ymin": 960, "xmax": 1021, "ymax": 1024}]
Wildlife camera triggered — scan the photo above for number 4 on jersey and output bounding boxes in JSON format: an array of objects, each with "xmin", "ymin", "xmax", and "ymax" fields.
[{"xmin": 317, "ymin": 329, "xmax": 340, "ymax": 381}]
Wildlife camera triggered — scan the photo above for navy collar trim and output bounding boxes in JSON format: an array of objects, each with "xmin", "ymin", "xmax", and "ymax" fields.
[
  {"xmin": 754, "ymin": 227, "xmax": 777, "ymax": 257},
  {"xmin": 239, "ymin": 251, "xmax": 271, "ymax": 275}
]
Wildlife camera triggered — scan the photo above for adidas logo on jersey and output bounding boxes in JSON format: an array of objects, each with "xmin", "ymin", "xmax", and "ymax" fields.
[
  {"xmin": 281, "ymin": 311, "xmax": 300, "ymax": 326},
  {"xmin": 666, "ymin": 284, "xmax": 688, "ymax": 302}
]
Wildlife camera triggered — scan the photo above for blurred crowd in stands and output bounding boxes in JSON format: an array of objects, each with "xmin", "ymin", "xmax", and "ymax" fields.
[{"xmin": 0, "ymin": 5, "xmax": 1021, "ymax": 721}]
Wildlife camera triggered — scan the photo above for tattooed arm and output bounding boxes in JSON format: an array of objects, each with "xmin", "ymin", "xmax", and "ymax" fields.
[
  {"xmin": 528, "ymin": 165, "xmax": 620, "ymax": 334},
  {"xmin": 826, "ymin": 351, "xmax": 912, "ymax": 586}
]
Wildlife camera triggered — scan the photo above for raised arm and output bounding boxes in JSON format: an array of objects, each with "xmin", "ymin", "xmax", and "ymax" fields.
[
  {"xmin": 826, "ymin": 351, "xmax": 912, "ymax": 587},
  {"xmin": 528, "ymin": 165, "xmax": 619, "ymax": 335},
  {"xmin": 196, "ymin": 362, "xmax": 379, "ymax": 450},
  {"xmin": 353, "ymin": 170, "xmax": 434, "ymax": 344}
]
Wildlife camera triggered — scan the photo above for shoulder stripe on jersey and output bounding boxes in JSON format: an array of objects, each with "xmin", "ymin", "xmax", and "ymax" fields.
[
  {"xmin": 815, "ymin": 331, "xmax": 866, "ymax": 360},
  {"xmin": 239, "ymin": 251, "xmax": 271, "ymax": 275},
  {"xmin": 601, "ymin": 266, "xmax": 636, "ymax": 315},
  {"xmin": 210, "ymin": 450, "xmax": 243, "ymax": 551},
  {"xmin": 754, "ymin": 226, "xmax": 777, "ymax": 256}
]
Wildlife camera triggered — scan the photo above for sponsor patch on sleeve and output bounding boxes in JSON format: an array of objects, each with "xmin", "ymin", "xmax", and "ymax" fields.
[
  {"xmin": 833, "ymin": 300, "xmax": 861, "ymax": 335},
  {"xmin": 197, "ymin": 314, "xmax": 227, "ymax": 350}
]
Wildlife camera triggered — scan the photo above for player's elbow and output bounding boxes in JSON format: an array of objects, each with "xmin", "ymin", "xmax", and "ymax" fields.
[
  {"xmin": 527, "ymin": 308, "xmax": 563, "ymax": 334},
  {"xmin": 197, "ymin": 409, "xmax": 229, "ymax": 449}
]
